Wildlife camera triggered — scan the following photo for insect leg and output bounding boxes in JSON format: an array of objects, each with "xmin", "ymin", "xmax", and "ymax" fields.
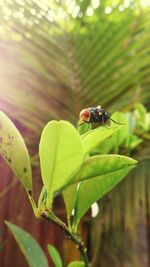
[{"xmin": 109, "ymin": 118, "xmax": 125, "ymax": 125}]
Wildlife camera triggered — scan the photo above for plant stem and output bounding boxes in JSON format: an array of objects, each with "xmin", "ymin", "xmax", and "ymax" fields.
[
  {"xmin": 27, "ymin": 191, "xmax": 39, "ymax": 218},
  {"xmin": 40, "ymin": 210, "xmax": 89, "ymax": 267}
]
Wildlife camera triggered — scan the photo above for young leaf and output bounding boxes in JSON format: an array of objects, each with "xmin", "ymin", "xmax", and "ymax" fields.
[
  {"xmin": 82, "ymin": 125, "xmax": 122, "ymax": 155},
  {"xmin": 0, "ymin": 112, "xmax": 32, "ymax": 192},
  {"xmin": 5, "ymin": 221, "xmax": 49, "ymax": 267},
  {"xmin": 63, "ymin": 183, "xmax": 78, "ymax": 217},
  {"xmin": 47, "ymin": 244, "xmax": 63, "ymax": 267},
  {"xmin": 63, "ymin": 155, "xmax": 137, "ymax": 218},
  {"xmin": 67, "ymin": 261, "xmax": 85, "ymax": 267},
  {"xmin": 39, "ymin": 120, "xmax": 83, "ymax": 205},
  {"xmin": 74, "ymin": 157, "xmax": 137, "ymax": 222},
  {"xmin": 70, "ymin": 155, "xmax": 136, "ymax": 184}
]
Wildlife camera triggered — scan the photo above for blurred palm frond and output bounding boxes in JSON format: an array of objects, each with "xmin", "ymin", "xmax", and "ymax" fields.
[{"xmin": 0, "ymin": 0, "xmax": 150, "ymax": 143}]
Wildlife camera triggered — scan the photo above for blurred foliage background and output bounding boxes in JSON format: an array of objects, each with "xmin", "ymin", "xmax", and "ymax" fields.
[{"xmin": 0, "ymin": 0, "xmax": 150, "ymax": 266}]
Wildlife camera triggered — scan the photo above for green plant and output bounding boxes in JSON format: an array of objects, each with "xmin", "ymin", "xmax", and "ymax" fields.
[
  {"xmin": 0, "ymin": 111, "xmax": 137, "ymax": 266},
  {"xmin": 0, "ymin": 0, "xmax": 150, "ymax": 265}
]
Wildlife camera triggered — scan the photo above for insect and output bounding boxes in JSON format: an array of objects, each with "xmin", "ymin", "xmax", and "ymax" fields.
[{"xmin": 79, "ymin": 105, "xmax": 122, "ymax": 125}]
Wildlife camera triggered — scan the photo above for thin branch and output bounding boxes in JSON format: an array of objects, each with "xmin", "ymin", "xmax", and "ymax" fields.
[{"xmin": 40, "ymin": 210, "xmax": 89, "ymax": 267}]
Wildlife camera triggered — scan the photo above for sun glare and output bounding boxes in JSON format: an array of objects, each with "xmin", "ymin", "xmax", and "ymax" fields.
[
  {"xmin": 141, "ymin": 0, "xmax": 150, "ymax": 7},
  {"xmin": 0, "ymin": 0, "xmax": 150, "ymax": 23}
]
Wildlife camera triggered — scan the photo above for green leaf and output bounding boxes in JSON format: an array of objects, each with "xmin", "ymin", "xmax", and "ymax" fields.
[
  {"xmin": 126, "ymin": 112, "xmax": 137, "ymax": 134},
  {"xmin": 0, "ymin": 112, "xmax": 32, "ymax": 192},
  {"xmin": 146, "ymin": 113, "xmax": 150, "ymax": 131},
  {"xmin": 71, "ymin": 155, "xmax": 137, "ymax": 184},
  {"xmin": 67, "ymin": 261, "xmax": 85, "ymax": 267},
  {"xmin": 77, "ymin": 122, "xmax": 91, "ymax": 135},
  {"xmin": 39, "ymin": 120, "xmax": 83, "ymax": 206},
  {"xmin": 126, "ymin": 134, "xmax": 142, "ymax": 150},
  {"xmin": 75, "ymin": 155, "xmax": 136, "ymax": 220},
  {"xmin": 63, "ymin": 183, "xmax": 77, "ymax": 217},
  {"xmin": 82, "ymin": 125, "xmax": 122, "ymax": 155},
  {"xmin": 5, "ymin": 221, "xmax": 49, "ymax": 267},
  {"xmin": 63, "ymin": 155, "xmax": 137, "ymax": 218},
  {"xmin": 110, "ymin": 112, "xmax": 129, "ymax": 151},
  {"xmin": 134, "ymin": 103, "xmax": 149, "ymax": 131},
  {"xmin": 135, "ymin": 103, "xmax": 147, "ymax": 118},
  {"xmin": 96, "ymin": 112, "xmax": 129, "ymax": 154},
  {"xmin": 47, "ymin": 244, "xmax": 63, "ymax": 267}
]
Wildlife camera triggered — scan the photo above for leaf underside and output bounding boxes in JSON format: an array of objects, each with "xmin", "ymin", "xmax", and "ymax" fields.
[
  {"xmin": 5, "ymin": 221, "xmax": 49, "ymax": 267},
  {"xmin": 0, "ymin": 112, "xmax": 32, "ymax": 192}
]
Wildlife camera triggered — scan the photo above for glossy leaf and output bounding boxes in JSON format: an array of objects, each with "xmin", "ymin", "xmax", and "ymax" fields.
[
  {"xmin": 67, "ymin": 261, "xmax": 85, "ymax": 267},
  {"xmin": 63, "ymin": 155, "xmax": 137, "ymax": 218},
  {"xmin": 74, "ymin": 157, "xmax": 137, "ymax": 221},
  {"xmin": 71, "ymin": 155, "xmax": 136, "ymax": 184},
  {"xmin": 0, "ymin": 112, "xmax": 32, "ymax": 192},
  {"xmin": 39, "ymin": 120, "xmax": 83, "ymax": 205},
  {"xmin": 47, "ymin": 244, "xmax": 63, "ymax": 267},
  {"xmin": 82, "ymin": 125, "xmax": 122, "ymax": 155},
  {"xmin": 6, "ymin": 222, "xmax": 49, "ymax": 267}
]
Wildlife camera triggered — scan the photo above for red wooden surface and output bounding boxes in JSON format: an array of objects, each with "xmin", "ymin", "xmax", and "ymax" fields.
[{"xmin": 0, "ymin": 159, "xmax": 65, "ymax": 267}]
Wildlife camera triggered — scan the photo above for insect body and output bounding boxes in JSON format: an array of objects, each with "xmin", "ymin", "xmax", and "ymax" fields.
[
  {"xmin": 79, "ymin": 105, "xmax": 110, "ymax": 124},
  {"xmin": 79, "ymin": 105, "xmax": 123, "ymax": 125}
]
